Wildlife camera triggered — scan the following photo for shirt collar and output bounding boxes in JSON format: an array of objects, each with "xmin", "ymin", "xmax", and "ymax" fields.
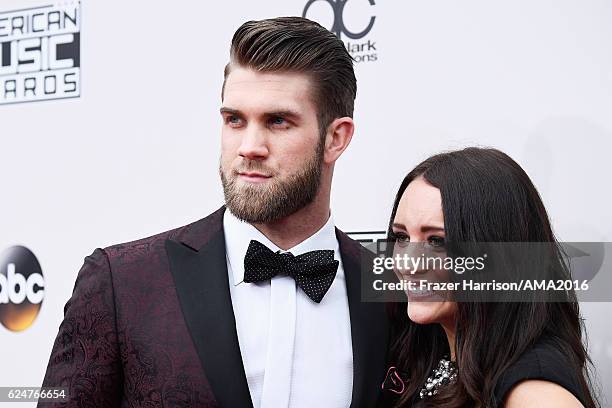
[{"xmin": 223, "ymin": 209, "xmax": 339, "ymax": 286}]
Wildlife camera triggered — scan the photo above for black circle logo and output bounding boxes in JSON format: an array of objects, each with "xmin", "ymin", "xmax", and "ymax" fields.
[
  {"xmin": 0, "ymin": 246, "xmax": 45, "ymax": 331},
  {"xmin": 303, "ymin": 0, "xmax": 376, "ymax": 40}
]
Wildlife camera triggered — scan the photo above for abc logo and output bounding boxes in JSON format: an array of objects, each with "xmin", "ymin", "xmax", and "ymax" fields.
[{"xmin": 0, "ymin": 246, "xmax": 45, "ymax": 332}]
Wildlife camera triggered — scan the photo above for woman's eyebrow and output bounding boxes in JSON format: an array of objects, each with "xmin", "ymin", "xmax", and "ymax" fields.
[
  {"xmin": 391, "ymin": 223, "xmax": 444, "ymax": 232},
  {"xmin": 421, "ymin": 225, "xmax": 444, "ymax": 233}
]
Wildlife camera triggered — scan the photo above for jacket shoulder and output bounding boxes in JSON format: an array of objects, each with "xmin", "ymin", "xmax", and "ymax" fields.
[{"xmin": 103, "ymin": 206, "xmax": 226, "ymax": 265}]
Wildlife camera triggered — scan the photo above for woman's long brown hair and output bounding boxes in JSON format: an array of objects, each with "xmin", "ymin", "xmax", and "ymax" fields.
[{"xmin": 387, "ymin": 148, "xmax": 599, "ymax": 407}]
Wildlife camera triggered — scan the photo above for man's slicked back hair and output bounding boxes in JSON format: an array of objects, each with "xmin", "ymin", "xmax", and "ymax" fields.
[{"xmin": 223, "ymin": 17, "xmax": 357, "ymax": 137}]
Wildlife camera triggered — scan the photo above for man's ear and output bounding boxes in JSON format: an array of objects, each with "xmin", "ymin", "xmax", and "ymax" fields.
[{"xmin": 323, "ymin": 117, "xmax": 355, "ymax": 164}]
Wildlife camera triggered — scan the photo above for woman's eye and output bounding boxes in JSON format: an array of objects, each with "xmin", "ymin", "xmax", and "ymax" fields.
[
  {"xmin": 427, "ymin": 236, "xmax": 445, "ymax": 248},
  {"xmin": 392, "ymin": 232, "xmax": 409, "ymax": 243}
]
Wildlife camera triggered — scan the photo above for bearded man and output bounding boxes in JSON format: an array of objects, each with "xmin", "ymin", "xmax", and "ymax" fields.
[{"xmin": 40, "ymin": 17, "xmax": 388, "ymax": 408}]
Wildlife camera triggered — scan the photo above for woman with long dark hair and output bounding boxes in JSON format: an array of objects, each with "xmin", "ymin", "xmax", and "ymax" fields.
[{"xmin": 382, "ymin": 148, "xmax": 598, "ymax": 407}]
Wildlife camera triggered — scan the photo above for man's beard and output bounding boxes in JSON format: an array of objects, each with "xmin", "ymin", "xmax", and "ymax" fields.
[{"xmin": 220, "ymin": 142, "xmax": 324, "ymax": 224}]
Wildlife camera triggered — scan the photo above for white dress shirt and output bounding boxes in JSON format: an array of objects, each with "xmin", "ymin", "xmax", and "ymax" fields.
[{"xmin": 223, "ymin": 210, "xmax": 354, "ymax": 408}]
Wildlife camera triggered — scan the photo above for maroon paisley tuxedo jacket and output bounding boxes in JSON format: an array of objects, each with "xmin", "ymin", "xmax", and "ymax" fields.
[{"xmin": 39, "ymin": 206, "xmax": 389, "ymax": 407}]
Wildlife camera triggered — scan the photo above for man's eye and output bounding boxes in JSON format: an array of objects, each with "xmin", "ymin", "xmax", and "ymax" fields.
[
  {"xmin": 225, "ymin": 115, "xmax": 242, "ymax": 126},
  {"xmin": 427, "ymin": 236, "xmax": 445, "ymax": 248},
  {"xmin": 269, "ymin": 117, "xmax": 287, "ymax": 127}
]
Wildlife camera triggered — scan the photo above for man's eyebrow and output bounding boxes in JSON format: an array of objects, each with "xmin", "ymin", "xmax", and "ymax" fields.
[
  {"xmin": 219, "ymin": 107, "xmax": 302, "ymax": 119},
  {"xmin": 220, "ymin": 107, "xmax": 241, "ymax": 115},
  {"xmin": 265, "ymin": 110, "xmax": 302, "ymax": 120}
]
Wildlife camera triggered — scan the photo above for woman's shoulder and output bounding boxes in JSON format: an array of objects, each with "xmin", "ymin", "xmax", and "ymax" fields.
[{"xmin": 494, "ymin": 337, "xmax": 587, "ymax": 406}]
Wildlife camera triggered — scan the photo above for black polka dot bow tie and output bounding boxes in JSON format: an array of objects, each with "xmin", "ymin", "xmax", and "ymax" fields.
[{"xmin": 243, "ymin": 239, "xmax": 339, "ymax": 303}]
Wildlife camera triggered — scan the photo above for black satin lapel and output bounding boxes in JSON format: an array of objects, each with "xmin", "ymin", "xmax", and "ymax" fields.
[
  {"xmin": 166, "ymin": 232, "xmax": 253, "ymax": 408},
  {"xmin": 340, "ymin": 237, "xmax": 390, "ymax": 408}
]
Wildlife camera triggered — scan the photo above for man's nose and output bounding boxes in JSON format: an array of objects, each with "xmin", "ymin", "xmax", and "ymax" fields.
[{"xmin": 237, "ymin": 126, "xmax": 269, "ymax": 160}]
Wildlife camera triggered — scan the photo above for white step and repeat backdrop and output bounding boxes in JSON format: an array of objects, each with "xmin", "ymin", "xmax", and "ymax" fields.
[{"xmin": 1, "ymin": 0, "xmax": 611, "ymax": 405}]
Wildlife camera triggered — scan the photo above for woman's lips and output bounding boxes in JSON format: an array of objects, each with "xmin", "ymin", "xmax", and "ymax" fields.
[
  {"xmin": 407, "ymin": 289, "xmax": 446, "ymax": 301},
  {"xmin": 403, "ymin": 277, "xmax": 447, "ymax": 301},
  {"xmin": 406, "ymin": 286, "xmax": 438, "ymax": 300}
]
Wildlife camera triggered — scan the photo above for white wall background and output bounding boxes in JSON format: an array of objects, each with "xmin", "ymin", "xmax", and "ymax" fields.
[{"xmin": 1, "ymin": 0, "xmax": 610, "ymax": 406}]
